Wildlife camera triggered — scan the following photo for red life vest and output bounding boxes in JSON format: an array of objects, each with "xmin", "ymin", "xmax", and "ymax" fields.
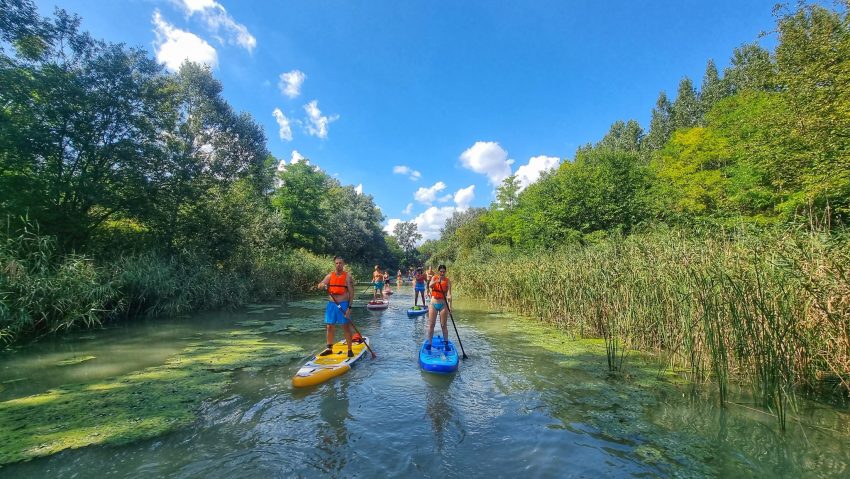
[
  {"xmin": 431, "ymin": 277, "xmax": 448, "ymax": 299},
  {"xmin": 328, "ymin": 271, "xmax": 348, "ymax": 295}
]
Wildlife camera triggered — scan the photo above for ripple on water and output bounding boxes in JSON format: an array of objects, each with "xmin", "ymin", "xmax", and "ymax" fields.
[{"xmin": 3, "ymin": 290, "xmax": 850, "ymax": 478}]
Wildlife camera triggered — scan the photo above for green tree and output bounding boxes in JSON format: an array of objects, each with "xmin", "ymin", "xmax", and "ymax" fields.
[
  {"xmin": 597, "ymin": 120, "xmax": 643, "ymax": 152},
  {"xmin": 672, "ymin": 77, "xmax": 700, "ymax": 130},
  {"xmin": 495, "ymin": 175, "xmax": 521, "ymax": 210},
  {"xmin": 0, "ymin": 5, "xmax": 173, "ymax": 249},
  {"xmin": 773, "ymin": 3, "xmax": 850, "ymax": 217},
  {"xmin": 271, "ymin": 161, "xmax": 330, "ymax": 251},
  {"xmin": 393, "ymin": 221, "xmax": 421, "ymax": 254},
  {"xmin": 649, "ymin": 127, "xmax": 731, "ymax": 220},
  {"xmin": 324, "ymin": 184, "xmax": 388, "ymax": 264},
  {"xmin": 724, "ymin": 43, "xmax": 776, "ymax": 94},
  {"xmin": 643, "ymin": 91, "xmax": 674, "ymax": 152},
  {"xmin": 698, "ymin": 59, "xmax": 729, "ymax": 123}
]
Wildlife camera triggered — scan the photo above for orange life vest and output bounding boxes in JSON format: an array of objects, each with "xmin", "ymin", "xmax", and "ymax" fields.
[
  {"xmin": 328, "ymin": 271, "xmax": 348, "ymax": 295},
  {"xmin": 431, "ymin": 277, "xmax": 448, "ymax": 299}
]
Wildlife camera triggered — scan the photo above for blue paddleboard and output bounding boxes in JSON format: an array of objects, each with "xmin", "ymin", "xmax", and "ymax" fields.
[
  {"xmin": 407, "ymin": 306, "xmax": 428, "ymax": 317},
  {"xmin": 419, "ymin": 336, "xmax": 459, "ymax": 373}
]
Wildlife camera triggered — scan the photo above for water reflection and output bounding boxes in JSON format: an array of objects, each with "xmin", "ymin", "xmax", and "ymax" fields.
[
  {"xmin": 422, "ymin": 372, "xmax": 455, "ymax": 452},
  {"xmin": 314, "ymin": 381, "xmax": 351, "ymax": 476}
]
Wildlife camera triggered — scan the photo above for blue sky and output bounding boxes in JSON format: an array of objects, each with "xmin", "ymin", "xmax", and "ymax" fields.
[{"xmin": 34, "ymin": 0, "xmax": 779, "ymax": 240}]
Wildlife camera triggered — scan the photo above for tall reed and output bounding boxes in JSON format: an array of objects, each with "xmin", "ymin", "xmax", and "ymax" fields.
[
  {"xmin": 453, "ymin": 227, "xmax": 850, "ymax": 430},
  {"xmin": 1, "ymin": 226, "xmax": 330, "ymax": 345}
]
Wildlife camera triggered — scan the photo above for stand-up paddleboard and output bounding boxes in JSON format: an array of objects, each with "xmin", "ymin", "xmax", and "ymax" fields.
[
  {"xmin": 292, "ymin": 336, "xmax": 370, "ymax": 387},
  {"xmin": 419, "ymin": 336, "xmax": 459, "ymax": 373},
  {"xmin": 407, "ymin": 305, "xmax": 428, "ymax": 317},
  {"xmin": 367, "ymin": 299, "xmax": 389, "ymax": 310},
  {"xmin": 383, "ymin": 289, "xmax": 394, "ymax": 296}
]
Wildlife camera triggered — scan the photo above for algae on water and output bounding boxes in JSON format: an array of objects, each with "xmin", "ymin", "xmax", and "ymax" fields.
[
  {"xmin": 236, "ymin": 316, "xmax": 324, "ymax": 334},
  {"xmin": 0, "ymin": 329, "xmax": 302, "ymax": 465},
  {"xmin": 55, "ymin": 355, "xmax": 96, "ymax": 366}
]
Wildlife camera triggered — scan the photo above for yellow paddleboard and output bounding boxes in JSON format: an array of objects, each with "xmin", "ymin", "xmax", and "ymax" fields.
[{"xmin": 292, "ymin": 337, "xmax": 370, "ymax": 387}]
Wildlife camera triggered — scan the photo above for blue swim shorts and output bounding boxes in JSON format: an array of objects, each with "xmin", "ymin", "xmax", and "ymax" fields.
[
  {"xmin": 415, "ymin": 284, "xmax": 425, "ymax": 292},
  {"xmin": 374, "ymin": 281, "xmax": 384, "ymax": 290},
  {"xmin": 324, "ymin": 301, "xmax": 350, "ymax": 325}
]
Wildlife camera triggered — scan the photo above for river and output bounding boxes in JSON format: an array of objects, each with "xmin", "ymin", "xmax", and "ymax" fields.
[{"xmin": 1, "ymin": 286, "xmax": 848, "ymax": 478}]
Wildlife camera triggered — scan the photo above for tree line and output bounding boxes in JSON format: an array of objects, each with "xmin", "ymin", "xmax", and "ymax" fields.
[
  {"xmin": 425, "ymin": 2, "xmax": 850, "ymax": 260},
  {"xmin": 0, "ymin": 0, "xmax": 399, "ymax": 266},
  {"xmin": 0, "ymin": 0, "xmax": 400, "ymax": 342}
]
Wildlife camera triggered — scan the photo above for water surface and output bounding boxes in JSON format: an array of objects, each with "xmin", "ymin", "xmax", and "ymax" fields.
[{"xmin": 2, "ymin": 288, "xmax": 848, "ymax": 477}]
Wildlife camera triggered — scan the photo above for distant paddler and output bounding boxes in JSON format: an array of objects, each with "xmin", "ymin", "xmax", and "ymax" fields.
[{"xmin": 372, "ymin": 265, "xmax": 385, "ymax": 300}]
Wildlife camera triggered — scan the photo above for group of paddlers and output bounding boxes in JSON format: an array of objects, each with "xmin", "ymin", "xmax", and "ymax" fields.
[{"xmin": 317, "ymin": 256, "xmax": 452, "ymax": 357}]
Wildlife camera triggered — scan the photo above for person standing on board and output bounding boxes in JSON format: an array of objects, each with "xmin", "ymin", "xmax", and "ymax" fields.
[
  {"xmin": 383, "ymin": 270, "xmax": 391, "ymax": 294},
  {"xmin": 317, "ymin": 255, "xmax": 356, "ymax": 357},
  {"xmin": 396, "ymin": 269, "xmax": 403, "ymax": 288},
  {"xmin": 413, "ymin": 267, "xmax": 427, "ymax": 308},
  {"xmin": 372, "ymin": 265, "xmax": 384, "ymax": 300},
  {"xmin": 425, "ymin": 264, "xmax": 452, "ymax": 351}
]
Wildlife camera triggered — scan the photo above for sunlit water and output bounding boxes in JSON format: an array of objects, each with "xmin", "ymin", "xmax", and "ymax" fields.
[{"xmin": 2, "ymin": 287, "xmax": 848, "ymax": 478}]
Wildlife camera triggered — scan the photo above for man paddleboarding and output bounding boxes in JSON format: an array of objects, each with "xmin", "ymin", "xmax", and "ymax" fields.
[
  {"xmin": 317, "ymin": 256, "xmax": 356, "ymax": 357},
  {"xmin": 372, "ymin": 265, "xmax": 385, "ymax": 300}
]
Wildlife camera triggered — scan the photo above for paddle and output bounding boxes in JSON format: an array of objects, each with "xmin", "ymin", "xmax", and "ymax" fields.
[
  {"xmin": 443, "ymin": 301, "xmax": 468, "ymax": 359},
  {"xmin": 439, "ymin": 288, "xmax": 468, "ymax": 359},
  {"xmin": 328, "ymin": 293, "xmax": 377, "ymax": 359}
]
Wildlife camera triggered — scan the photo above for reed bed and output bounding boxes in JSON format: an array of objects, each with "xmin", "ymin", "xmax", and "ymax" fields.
[
  {"xmin": 453, "ymin": 227, "xmax": 850, "ymax": 430},
  {"xmin": 1, "ymin": 228, "xmax": 329, "ymax": 345}
]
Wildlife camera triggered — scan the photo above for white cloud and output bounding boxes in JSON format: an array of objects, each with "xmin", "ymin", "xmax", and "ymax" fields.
[
  {"xmin": 402, "ymin": 203, "xmax": 413, "ymax": 215},
  {"xmin": 175, "ymin": 0, "xmax": 256, "ymax": 52},
  {"xmin": 278, "ymin": 70, "xmax": 306, "ymax": 98},
  {"xmin": 515, "ymin": 155, "xmax": 560, "ymax": 191},
  {"xmin": 459, "ymin": 141, "xmax": 514, "ymax": 185},
  {"xmin": 272, "ymin": 108, "xmax": 292, "ymax": 141},
  {"xmin": 392, "ymin": 165, "xmax": 421, "ymax": 181},
  {"xmin": 303, "ymin": 100, "xmax": 339, "ymax": 139},
  {"xmin": 453, "ymin": 185, "xmax": 475, "ymax": 210},
  {"xmin": 414, "ymin": 181, "xmax": 447, "ymax": 204},
  {"xmin": 290, "ymin": 150, "xmax": 306, "ymax": 164},
  {"xmin": 384, "ymin": 206, "xmax": 455, "ymax": 243},
  {"xmin": 152, "ymin": 10, "xmax": 218, "ymax": 71},
  {"xmin": 383, "ymin": 218, "xmax": 402, "ymax": 235},
  {"xmin": 437, "ymin": 194, "xmax": 452, "ymax": 203},
  {"xmin": 354, "ymin": 184, "xmax": 363, "ymax": 195},
  {"xmin": 415, "ymin": 206, "xmax": 456, "ymax": 241}
]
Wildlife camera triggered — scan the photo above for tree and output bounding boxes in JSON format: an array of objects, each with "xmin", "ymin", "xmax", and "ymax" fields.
[
  {"xmin": 649, "ymin": 127, "xmax": 731, "ymax": 220},
  {"xmin": 672, "ymin": 77, "xmax": 700, "ymax": 130},
  {"xmin": 393, "ymin": 221, "xmax": 421, "ymax": 254},
  {"xmin": 0, "ymin": 4, "xmax": 174, "ymax": 249},
  {"xmin": 271, "ymin": 161, "xmax": 330, "ymax": 251},
  {"xmin": 698, "ymin": 59, "xmax": 729, "ymax": 123},
  {"xmin": 643, "ymin": 91, "xmax": 674, "ymax": 152},
  {"xmin": 724, "ymin": 43, "xmax": 776, "ymax": 94},
  {"xmin": 325, "ymin": 185, "xmax": 387, "ymax": 264},
  {"xmin": 495, "ymin": 175, "xmax": 521, "ymax": 210},
  {"xmin": 597, "ymin": 120, "xmax": 643, "ymax": 152}
]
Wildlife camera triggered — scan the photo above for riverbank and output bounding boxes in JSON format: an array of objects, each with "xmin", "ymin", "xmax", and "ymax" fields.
[
  {"xmin": 452, "ymin": 227, "xmax": 850, "ymax": 428},
  {"xmin": 0, "ymin": 228, "xmax": 330, "ymax": 346}
]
